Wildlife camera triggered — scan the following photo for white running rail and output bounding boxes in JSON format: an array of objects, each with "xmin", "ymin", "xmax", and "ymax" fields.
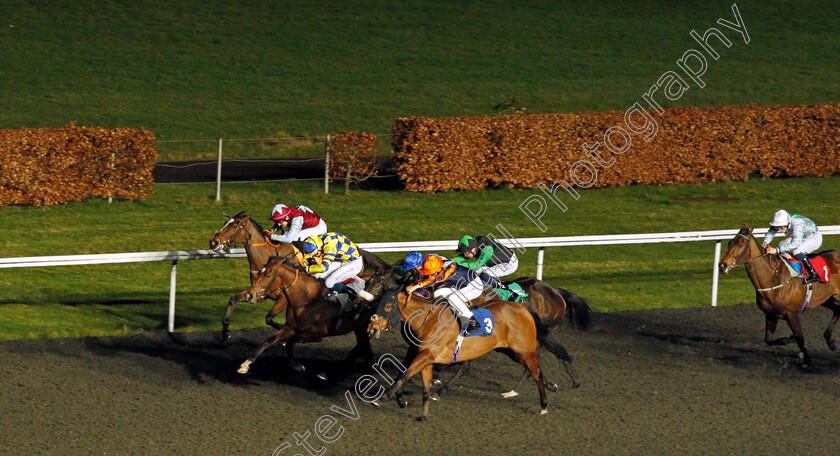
[{"xmin": 3, "ymin": 226, "xmax": 839, "ymax": 332}]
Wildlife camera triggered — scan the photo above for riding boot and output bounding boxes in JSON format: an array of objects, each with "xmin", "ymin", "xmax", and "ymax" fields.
[{"xmin": 801, "ymin": 258, "xmax": 820, "ymax": 283}]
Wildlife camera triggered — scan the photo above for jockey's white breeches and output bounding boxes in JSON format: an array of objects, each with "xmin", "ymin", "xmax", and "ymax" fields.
[{"xmin": 312, "ymin": 258, "xmax": 364, "ymax": 292}]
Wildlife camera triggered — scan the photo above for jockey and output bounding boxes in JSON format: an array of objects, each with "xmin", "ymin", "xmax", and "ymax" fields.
[
  {"xmin": 762, "ymin": 209, "xmax": 822, "ymax": 283},
  {"xmin": 400, "ymin": 251, "xmax": 425, "ymax": 272},
  {"xmin": 406, "ymin": 254, "xmax": 483, "ymax": 332},
  {"xmin": 302, "ymin": 232, "xmax": 373, "ymax": 302},
  {"xmin": 266, "ymin": 204, "xmax": 327, "ymax": 244},
  {"xmin": 453, "ymin": 235, "xmax": 519, "ymax": 292}
]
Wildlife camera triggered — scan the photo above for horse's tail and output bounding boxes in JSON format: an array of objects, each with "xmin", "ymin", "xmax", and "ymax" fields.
[
  {"xmin": 528, "ymin": 308, "xmax": 573, "ymax": 364},
  {"xmin": 555, "ymin": 287, "xmax": 592, "ymax": 331}
]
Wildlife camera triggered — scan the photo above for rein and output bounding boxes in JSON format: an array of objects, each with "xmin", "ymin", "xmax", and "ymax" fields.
[{"xmin": 734, "ymin": 232, "xmax": 794, "ymax": 292}]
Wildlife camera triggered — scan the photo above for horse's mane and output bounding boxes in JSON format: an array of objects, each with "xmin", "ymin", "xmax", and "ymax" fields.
[
  {"xmin": 360, "ymin": 249, "xmax": 392, "ymax": 275},
  {"xmin": 235, "ymin": 211, "xmax": 266, "ymax": 232}
]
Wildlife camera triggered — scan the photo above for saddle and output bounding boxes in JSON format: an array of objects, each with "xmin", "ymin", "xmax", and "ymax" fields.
[
  {"xmin": 781, "ymin": 253, "xmax": 830, "ymax": 283},
  {"xmin": 451, "ymin": 308, "xmax": 494, "ymax": 363}
]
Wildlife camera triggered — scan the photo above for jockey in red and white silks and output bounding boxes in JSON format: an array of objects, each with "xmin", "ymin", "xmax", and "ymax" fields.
[{"xmin": 267, "ymin": 204, "xmax": 327, "ymax": 243}]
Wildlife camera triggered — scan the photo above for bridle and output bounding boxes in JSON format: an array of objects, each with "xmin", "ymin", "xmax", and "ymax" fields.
[
  {"xmin": 252, "ymin": 266, "xmax": 300, "ymax": 301},
  {"xmin": 215, "ymin": 217, "xmax": 250, "ymax": 250},
  {"xmin": 728, "ymin": 232, "xmax": 773, "ymax": 268}
]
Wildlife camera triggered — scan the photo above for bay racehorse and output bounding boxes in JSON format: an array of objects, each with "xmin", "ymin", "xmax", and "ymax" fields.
[
  {"xmin": 236, "ymin": 256, "xmax": 379, "ymax": 375},
  {"xmin": 209, "ymin": 211, "xmax": 302, "ymax": 341},
  {"xmin": 209, "ymin": 211, "xmax": 391, "ymax": 341},
  {"xmin": 362, "ymin": 270, "xmax": 589, "ymax": 399},
  {"xmin": 719, "ymin": 226, "xmax": 840, "ymax": 367},
  {"xmin": 367, "ymin": 288, "xmax": 576, "ymax": 421}
]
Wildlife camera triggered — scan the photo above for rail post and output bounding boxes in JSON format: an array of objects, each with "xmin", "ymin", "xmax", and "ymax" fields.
[
  {"xmin": 168, "ymin": 260, "xmax": 177, "ymax": 332},
  {"xmin": 324, "ymin": 134, "xmax": 331, "ymax": 194},
  {"xmin": 711, "ymin": 241, "xmax": 721, "ymax": 307},
  {"xmin": 536, "ymin": 247, "xmax": 545, "ymax": 281},
  {"xmin": 215, "ymin": 138, "xmax": 223, "ymax": 201}
]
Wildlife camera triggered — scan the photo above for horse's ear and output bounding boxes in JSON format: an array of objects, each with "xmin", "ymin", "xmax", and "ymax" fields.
[{"xmin": 222, "ymin": 211, "xmax": 231, "ymax": 218}]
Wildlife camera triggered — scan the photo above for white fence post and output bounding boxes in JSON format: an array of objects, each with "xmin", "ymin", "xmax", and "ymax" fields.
[
  {"xmin": 536, "ymin": 247, "xmax": 545, "ymax": 281},
  {"xmin": 215, "ymin": 138, "xmax": 223, "ymax": 202},
  {"xmin": 168, "ymin": 260, "xmax": 177, "ymax": 332},
  {"xmin": 711, "ymin": 241, "xmax": 722, "ymax": 307},
  {"xmin": 324, "ymin": 134, "xmax": 331, "ymax": 194}
]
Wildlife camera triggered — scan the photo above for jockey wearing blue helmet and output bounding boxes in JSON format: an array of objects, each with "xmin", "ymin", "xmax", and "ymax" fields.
[{"xmin": 401, "ymin": 251, "xmax": 424, "ymax": 271}]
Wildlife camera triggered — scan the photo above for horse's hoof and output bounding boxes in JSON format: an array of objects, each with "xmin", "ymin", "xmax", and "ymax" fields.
[
  {"xmin": 237, "ymin": 360, "xmax": 252, "ymax": 375},
  {"xmin": 317, "ymin": 372, "xmax": 328, "ymax": 381},
  {"xmin": 416, "ymin": 416, "xmax": 427, "ymax": 422},
  {"xmin": 291, "ymin": 363, "xmax": 306, "ymax": 374},
  {"xmin": 501, "ymin": 390, "xmax": 519, "ymax": 398},
  {"xmin": 221, "ymin": 331, "xmax": 231, "ymax": 343},
  {"xmin": 430, "ymin": 393, "xmax": 439, "ymax": 402},
  {"xmin": 540, "ymin": 408, "xmax": 548, "ymax": 415},
  {"xmin": 431, "ymin": 378, "xmax": 442, "ymax": 388},
  {"xmin": 572, "ymin": 380, "xmax": 582, "ymax": 389},
  {"xmin": 546, "ymin": 382, "xmax": 559, "ymax": 393},
  {"xmin": 397, "ymin": 397, "xmax": 408, "ymax": 408},
  {"xmin": 828, "ymin": 340, "xmax": 837, "ymax": 351},
  {"xmin": 371, "ymin": 399, "xmax": 382, "ymax": 408}
]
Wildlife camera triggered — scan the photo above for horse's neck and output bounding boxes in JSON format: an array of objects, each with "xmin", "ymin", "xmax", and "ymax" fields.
[
  {"xmin": 280, "ymin": 266, "xmax": 323, "ymax": 303},
  {"xmin": 400, "ymin": 294, "xmax": 445, "ymax": 334},
  {"xmin": 242, "ymin": 221, "xmax": 276, "ymax": 269},
  {"xmin": 743, "ymin": 238, "xmax": 787, "ymax": 286}
]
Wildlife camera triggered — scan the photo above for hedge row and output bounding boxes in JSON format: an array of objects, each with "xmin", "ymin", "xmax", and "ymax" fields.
[
  {"xmin": 0, "ymin": 123, "xmax": 157, "ymax": 206},
  {"xmin": 392, "ymin": 103, "xmax": 840, "ymax": 192}
]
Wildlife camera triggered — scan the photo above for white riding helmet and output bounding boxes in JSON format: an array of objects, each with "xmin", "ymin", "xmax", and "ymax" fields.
[{"xmin": 770, "ymin": 209, "xmax": 791, "ymax": 227}]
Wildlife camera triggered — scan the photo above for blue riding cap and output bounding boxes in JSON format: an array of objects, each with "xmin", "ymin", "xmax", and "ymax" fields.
[
  {"xmin": 303, "ymin": 241, "xmax": 319, "ymax": 254},
  {"xmin": 401, "ymin": 251, "xmax": 424, "ymax": 271}
]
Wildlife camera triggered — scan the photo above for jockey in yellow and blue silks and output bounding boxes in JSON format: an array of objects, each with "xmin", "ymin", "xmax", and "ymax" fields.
[
  {"xmin": 302, "ymin": 232, "xmax": 373, "ymax": 301},
  {"xmin": 762, "ymin": 209, "xmax": 822, "ymax": 283}
]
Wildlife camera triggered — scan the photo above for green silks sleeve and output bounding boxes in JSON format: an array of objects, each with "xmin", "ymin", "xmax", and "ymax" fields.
[{"xmin": 453, "ymin": 255, "xmax": 481, "ymax": 271}]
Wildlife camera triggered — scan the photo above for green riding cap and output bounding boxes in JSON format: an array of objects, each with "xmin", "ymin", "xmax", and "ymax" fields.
[{"xmin": 456, "ymin": 235, "xmax": 477, "ymax": 254}]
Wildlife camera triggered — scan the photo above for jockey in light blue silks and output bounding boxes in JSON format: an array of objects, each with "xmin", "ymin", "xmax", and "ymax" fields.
[{"xmin": 762, "ymin": 209, "xmax": 822, "ymax": 283}]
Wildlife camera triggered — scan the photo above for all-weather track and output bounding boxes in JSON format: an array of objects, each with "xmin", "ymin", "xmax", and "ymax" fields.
[{"xmin": 3, "ymin": 303, "xmax": 840, "ymax": 455}]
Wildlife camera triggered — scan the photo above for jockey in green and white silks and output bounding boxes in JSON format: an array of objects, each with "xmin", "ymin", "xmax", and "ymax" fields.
[
  {"xmin": 762, "ymin": 209, "xmax": 822, "ymax": 283},
  {"xmin": 453, "ymin": 235, "xmax": 520, "ymax": 293}
]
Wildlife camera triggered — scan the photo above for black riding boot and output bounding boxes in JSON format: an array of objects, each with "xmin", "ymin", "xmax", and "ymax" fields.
[{"xmin": 795, "ymin": 254, "xmax": 820, "ymax": 283}]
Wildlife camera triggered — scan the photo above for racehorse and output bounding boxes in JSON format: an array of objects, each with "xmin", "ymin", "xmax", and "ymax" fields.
[
  {"xmin": 362, "ymin": 270, "xmax": 589, "ymax": 399},
  {"xmin": 366, "ymin": 288, "xmax": 576, "ymax": 421},
  {"xmin": 209, "ymin": 211, "xmax": 301, "ymax": 341},
  {"xmin": 235, "ymin": 256, "xmax": 379, "ymax": 375},
  {"xmin": 209, "ymin": 211, "xmax": 391, "ymax": 341},
  {"xmin": 719, "ymin": 226, "xmax": 840, "ymax": 368}
]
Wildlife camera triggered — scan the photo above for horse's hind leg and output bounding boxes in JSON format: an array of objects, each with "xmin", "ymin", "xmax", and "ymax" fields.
[
  {"xmin": 502, "ymin": 368, "xmax": 530, "ymax": 398},
  {"xmin": 237, "ymin": 325, "xmax": 296, "ymax": 374},
  {"xmin": 822, "ymin": 297, "xmax": 840, "ymax": 351},
  {"xmin": 434, "ymin": 361, "xmax": 469, "ymax": 399},
  {"xmin": 518, "ymin": 352, "xmax": 548, "ymax": 414},
  {"xmin": 764, "ymin": 313, "xmax": 795, "ymax": 347}
]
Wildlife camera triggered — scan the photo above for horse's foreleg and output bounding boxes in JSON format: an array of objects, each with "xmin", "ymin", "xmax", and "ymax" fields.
[
  {"xmin": 237, "ymin": 325, "xmax": 296, "ymax": 374},
  {"xmin": 435, "ymin": 361, "xmax": 469, "ymax": 399},
  {"xmin": 393, "ymin": 345, "xmax": 419, "ymax": 409},
  {"xmin": 521, "ymin": 352, "xmax": 548, "ymax": 415},
  {"xmin": 822, "ymin": 298, "xmax": 840, "ymax": 351},
  {"xmin": 786, "ymin": 313, "xmax": 812, "ymax": 368},
  {"xmin": 284, "ymin": 336, "xmax": 305, "ymax": 373},
  {"xmin": 222, "ymin": 292, "xmax": 249, "ymax": 342},
  {"xmin": 764, "ymin": 313, "xmax": 795, "ymax": 346},
  {"xmin": 377, "ymin": 351, "xmax": 432, "ymax": 406},
  {"xmin": 265, "ymin": 297, "xmax": 287, "ymax": 331},
  {"xmin": 343, "ymin": 326, "xmax": 375, "ymax": 367}
]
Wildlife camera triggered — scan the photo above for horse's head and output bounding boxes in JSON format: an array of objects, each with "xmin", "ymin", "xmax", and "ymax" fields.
[
  {"xmin": 210, "ymin": 211, "xmax": 252, "ymax": 251},
  {"xmin": 719, "ymin": 226, "xmax": 755, "ymax": 274},
  {"xmin": 244, "ymin": 256, "xmax": 287, "ymax": 303},
  {"xmin": 368, "ymin": 288, "xmax": 403, "ymax": 340}
]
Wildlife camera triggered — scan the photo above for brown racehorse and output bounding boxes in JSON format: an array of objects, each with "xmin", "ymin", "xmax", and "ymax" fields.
[
  {"xmin": 362, "ymin": 270, "xmax": 588, "ymax": 400},
  {"xmin": 209, "ymin": 211, "xmax": 391, "ymax": 341},
  {"xmin": 209, "ymin": 211, "xmax": 301, "ymax": 341},
  {"xmin": 719, "ymin": 226, "xmax": 840, "ymax": 368},
  {"xmin": 366, "ymin": 288, "xmax": 575, "ymax": 421},
  {"xmin": 235, "ymin": 256, "xmax": 378, "ymax": 375}
]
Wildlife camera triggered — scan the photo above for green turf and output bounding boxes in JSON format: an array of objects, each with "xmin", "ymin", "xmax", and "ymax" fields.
[
  {"xmin": 0, "ymin": 176, "xmax": 838, "ymax": 340},
  {"xmin": 1, "ymin": 1, "xmax": 839, "ymax": 160}
]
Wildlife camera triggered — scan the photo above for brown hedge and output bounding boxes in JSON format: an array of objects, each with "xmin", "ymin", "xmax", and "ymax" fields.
[
  {"xmin": 328, "ymin": 131, "xmax": 379, "ymax": 183},
  {"xmin": 0, "ymin": 123, "xmax": 157, "ymax": 206},
  {"xmin": 392, "ymin": 103, "xmax": 840, "ymax": 192}
]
